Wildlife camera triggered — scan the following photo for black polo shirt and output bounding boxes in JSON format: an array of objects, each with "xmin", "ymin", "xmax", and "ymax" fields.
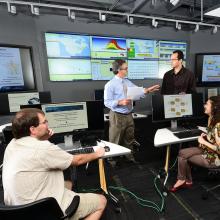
[{"xmin": 161, "ymin": 66, "xmax": 196, "ymax": 95}]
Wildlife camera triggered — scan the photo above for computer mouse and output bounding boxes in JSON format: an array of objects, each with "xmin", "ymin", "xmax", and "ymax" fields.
[
  {"xmin": 106, "ymin": 115, "xmax": 109, "ymax": 119},
  {"xmin": 104, "ymin": 146, "xmax": 110, "ymax": 152},
  {"xmin": 133, "ymin": 113, "xmax": 137, "ymax": 117}
]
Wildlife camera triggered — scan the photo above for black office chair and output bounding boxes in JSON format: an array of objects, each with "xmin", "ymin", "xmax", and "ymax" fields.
[
  {"xmin": 202, "ymin": 167, "xmax": 220, "ymax": 200},
  {"xmin": 0, "ymin": 196, "xmax": 80, "ymax": 220}
]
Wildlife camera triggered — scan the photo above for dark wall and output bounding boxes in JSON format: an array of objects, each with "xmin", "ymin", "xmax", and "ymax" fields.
[{"xmin": 0, "ymin": 10, "xmax": 220, "ymax": 113}]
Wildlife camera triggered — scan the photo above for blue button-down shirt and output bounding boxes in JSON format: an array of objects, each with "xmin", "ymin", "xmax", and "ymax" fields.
[{"xmin": 104, "ymin": 76, "xmax": 144, "ymax": 114}]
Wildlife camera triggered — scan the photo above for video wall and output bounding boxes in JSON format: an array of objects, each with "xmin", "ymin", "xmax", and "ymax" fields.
[{"xmin": 45, "ymin": 32, "xmax": 187, "ymax": 81}]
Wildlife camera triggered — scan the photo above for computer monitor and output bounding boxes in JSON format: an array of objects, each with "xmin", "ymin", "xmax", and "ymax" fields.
[
  {"xmin": 94, "ymin": 89, "xmax": 104, "ymax": 101},
  {"xmin": 86, "ymin": 100, "xmax": 104, "ymax": 131},
  {"xmin": 0, "ymin": 91, "xmax": 51, "ymax": 114},
  {"xmin": 152, "ymin": 93, "xmax": 205, "ymax": 131},
  {"xmin": 195, "ymin": 53, "xmax": 220, "ymax": 87},
  {"xmin": 41, "ymin": 102, "xmax": 88, "ymax": 135}
]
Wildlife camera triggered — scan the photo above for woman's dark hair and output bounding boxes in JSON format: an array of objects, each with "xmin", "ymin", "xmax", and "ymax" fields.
[
  {"xmin": 209, "ymin": 95, "xmax": 220, "ymax": 128},
  {"xmin": 12, "ymin": 108, "xmax": 45, "ymax": 139}
]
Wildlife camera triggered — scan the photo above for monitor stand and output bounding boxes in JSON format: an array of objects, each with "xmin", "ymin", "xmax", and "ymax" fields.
[
  {"xmin": 58, "ymin": 134, "xmax": 81, "ymax": 150},
  {"xmin": 167, "ymin": 120, "xmax": 185, "ymax": 132}
]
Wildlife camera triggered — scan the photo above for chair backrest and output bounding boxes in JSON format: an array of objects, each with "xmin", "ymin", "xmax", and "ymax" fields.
[{"xmin": 0, "ymin": 197, "xmax": 64, "ymax": 220}]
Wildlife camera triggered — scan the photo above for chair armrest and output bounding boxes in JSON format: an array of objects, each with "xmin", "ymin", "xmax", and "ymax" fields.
[{"xmin": 64, "ymin": 195, "xmax": 80, "ymax": 218}]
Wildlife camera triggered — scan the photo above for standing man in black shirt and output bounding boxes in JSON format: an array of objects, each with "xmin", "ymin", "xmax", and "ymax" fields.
[{"xmin": 161, "ymin": 50, "xmax": 196, "ymax": 95}]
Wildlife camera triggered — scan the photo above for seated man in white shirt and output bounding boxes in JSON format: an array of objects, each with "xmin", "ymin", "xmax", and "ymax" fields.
[{"xmin": 2, "ymin": 108, "xmax": 106, "ymax": 220}]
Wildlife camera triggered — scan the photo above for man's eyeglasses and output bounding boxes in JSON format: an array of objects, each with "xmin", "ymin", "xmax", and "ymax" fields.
[
  {"xmin": 170, "ymin": 58, "xmax": 179, "ymax": 61},
  {"xmin": 120, "ymin": 67, "xmax": 128, "ymax": 70}
]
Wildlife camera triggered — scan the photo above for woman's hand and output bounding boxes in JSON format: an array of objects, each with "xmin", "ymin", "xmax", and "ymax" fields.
[{"xmin": 198, "ymin": 133, "xmax": 207, "ymax": 145}]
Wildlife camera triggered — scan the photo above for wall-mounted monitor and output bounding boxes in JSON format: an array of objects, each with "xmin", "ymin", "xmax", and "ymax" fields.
[
  {"xmin": 196, "ymin": 53, "xmax": 220, "ymax": 87},
  {"xmin": 45, "ymin": 32, "xmax": 187, "ymax": 81},
  {"xmin": 0, "ymin": 45, "xmax": 36, "ymax": 92}
]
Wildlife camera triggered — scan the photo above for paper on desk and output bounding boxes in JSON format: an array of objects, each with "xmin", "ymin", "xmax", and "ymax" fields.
[
  {"xmin": 127, "ymin": 87, "xmax": 144, "ymax": 100},
  {"xmin": 197, "ymin": 126, "xmax": 207, "ymax": 133}
]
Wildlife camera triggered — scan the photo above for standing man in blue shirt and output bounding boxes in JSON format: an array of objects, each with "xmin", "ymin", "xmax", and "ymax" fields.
[{"xmin": 104, "ymin": 59, "xmax": 160, "ymax": 161}]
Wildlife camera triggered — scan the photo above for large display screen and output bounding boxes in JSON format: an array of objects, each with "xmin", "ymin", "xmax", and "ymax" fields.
[
  {"xmin": 45, "ymin": 32, "xmax": 187, "ymax": 81},
  {"xmin": 0, "ymin": 46, "xmax": 36, "ymax": 92},
  {"xmin": 195, "ymin": 53, "xmax": 220, "ymax": 87}
]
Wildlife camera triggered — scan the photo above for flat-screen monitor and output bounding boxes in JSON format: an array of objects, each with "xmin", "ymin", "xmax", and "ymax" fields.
[
  {"xmin": 41, "ymin": 102, "xmax": 88, "ymax": 134},
  {"xmin": 94, "ymin": 89, "xmax": 104, "ymax": 101},
  {"xmin": 86, "ymin": 100, "xmax": 104, "ymax": 131},
  {"xmin": 195, "ymin": 53, "xmax": 220, "ymax": 86},
  {"xmin": 0, "ymin": 91, "xmax": 51, "ymax": 114},
  {"xmin": 152, "ymin": 93, "xmax": 204, "ymax": 130},
  {"xmin": 45, "ymin": 32, "xmax": 187, "ymax": 81},
  {"xmin": 0, "ymin": 45, "xmax": 36, "ymax": 92}
]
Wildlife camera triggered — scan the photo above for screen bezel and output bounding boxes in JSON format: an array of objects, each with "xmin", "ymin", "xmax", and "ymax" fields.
[
  {"xmin": 151, "ymin": 93, "xmax": 205, "ymax": 123},
  {"xmin": 0, "ymin": 44, "xmax": 37, "ymax": 93},
  {"xmin": 195, "ymin": 53, "xmax": 220, "ymax": 87}
]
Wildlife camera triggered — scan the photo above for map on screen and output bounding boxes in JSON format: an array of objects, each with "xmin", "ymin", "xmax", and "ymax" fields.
[
  {"xmin": 48, "ymin": 58, "xmax": 92, "ymax": 81},
  {"xmin": 127, "ymin": 39, "xmax": 159, "ymax": 59},
  {"xmin": 45, "ymin": 33, "xmax": 90, "ymax": 58}
]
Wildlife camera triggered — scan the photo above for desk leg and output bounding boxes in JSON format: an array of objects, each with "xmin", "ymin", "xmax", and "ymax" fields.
[
  {"xmin": 98, "ymin": 159, "xmax": 121, "ymax": 212},
  {"xmin": 98, "ymin": 159, "xmax": 107, "ymax": 194},
  {"xmin": 163, "ymin": 145, "xmax": 170, "ymax": 186}
]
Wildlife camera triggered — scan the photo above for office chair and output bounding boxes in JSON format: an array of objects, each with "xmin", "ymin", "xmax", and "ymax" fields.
[
  {"xmin": 0, "ymin": 196, "xmax": 80, "ymax": 220},
  {"xmin": 202, "ymin": 167, "xmax": 220, "ymax": 200}
]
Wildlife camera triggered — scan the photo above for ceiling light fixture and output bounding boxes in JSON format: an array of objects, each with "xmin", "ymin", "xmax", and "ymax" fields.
[
  {"xmin": 68, "ymin": 9, "xmax": 75, "ymax": 20},
  {"xmin": 176, "ymin": 21, "xmax": 181, "ymax": 30},
  {"xmin": 31, "ymin": 5, "xmax": 39, "ymax": 16},
  {"xmin": 127, "ymin": 16, "xmax": 134, "ymax": 25},
  {"xmin": 212, "ymin": 26, "xmax": 218, "ymax": 34},
  {"xmin": 152, "ymin": 18, "xmax": 158, "ymax": 28},
  {"xmin": 99, "ymin": 12, "xmax": 106, "ymax": 22},
  {"xmin": 7, "ymin": 3, "xmax": 16, "ymax": 15},
  {"xmin": 194, "ymin": 23, "xmax": 199, "ymax": 32}
]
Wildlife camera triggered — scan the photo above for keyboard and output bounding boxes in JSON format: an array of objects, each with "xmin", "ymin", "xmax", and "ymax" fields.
[
  {"xmin": 69, "ymin": 147, "xmax": 95, "ymax": 155},
  {"xmin": 174, "ymin": 129, "xmax": 202, "ymax": 139}
]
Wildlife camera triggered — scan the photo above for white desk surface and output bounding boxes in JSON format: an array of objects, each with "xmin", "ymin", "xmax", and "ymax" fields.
[
  {"xmin": 58, "ymin": 140, "xmax": 131, "ymax": 158},
  {"xmin": 154, "ymin": 128, "xmax": 199, "ymax": 148},
  {"xmin": 0, "ymin": 123, "xmax": 12, "ymax": 133},
  {"xmin": 104, "ymin": 113, "xmax": 147, "ymax": 121}
]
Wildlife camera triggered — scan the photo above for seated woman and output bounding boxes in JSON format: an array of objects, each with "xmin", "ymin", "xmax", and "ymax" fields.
[{"xmin": 170, "ymin": 95, "xmax": 220, "ymax": 192}]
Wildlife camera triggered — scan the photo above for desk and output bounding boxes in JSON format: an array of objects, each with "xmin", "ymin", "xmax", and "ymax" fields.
[
  {"xmin": 59, "ymin": 140, "xmax": 131, "ymax": 211},
  {"xmin": 154, "ymin": 128, "xmax": 199, "ymax": 185}
]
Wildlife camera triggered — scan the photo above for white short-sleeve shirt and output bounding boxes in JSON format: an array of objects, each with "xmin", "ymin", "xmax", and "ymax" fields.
[{"xmin": 2, "ymin": 136, "xmax": 74, "ymax": 212}]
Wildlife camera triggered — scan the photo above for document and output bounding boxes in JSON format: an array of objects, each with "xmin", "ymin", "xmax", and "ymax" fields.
[{"xmin": 127, "ymin": 87, "xmax": 144, "ymax": 100}]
